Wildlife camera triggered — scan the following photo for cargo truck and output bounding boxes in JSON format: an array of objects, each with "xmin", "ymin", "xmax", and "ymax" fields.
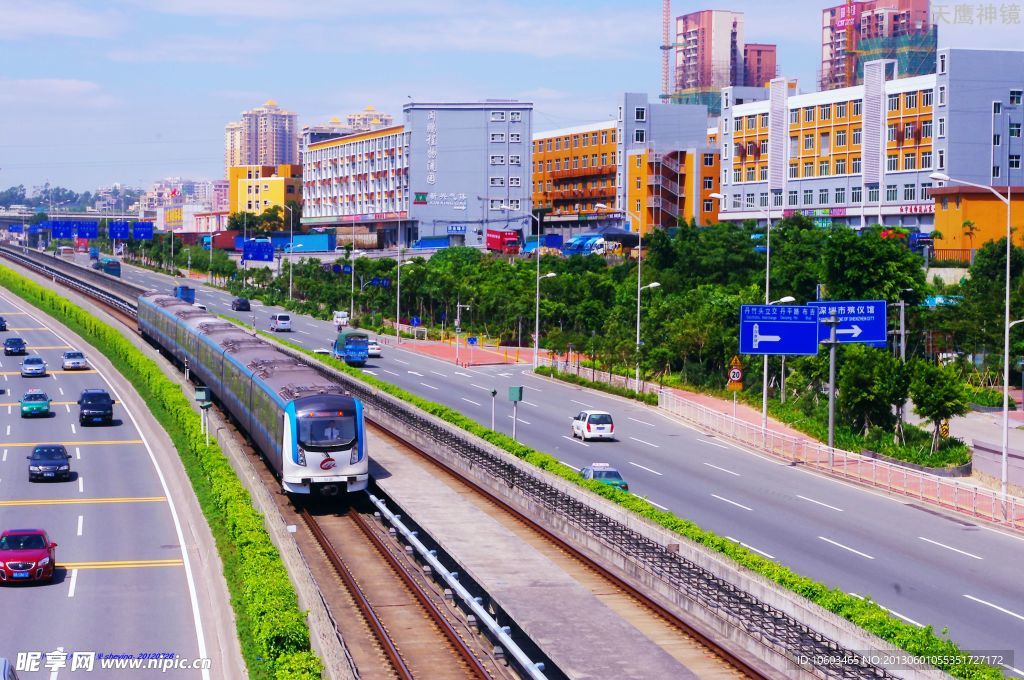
[
  {"xmin": 486, "ymin": 229, "xmax": 521, "ymax": 254},
  {"xmin": 561, "ymin": 234, "xmax": 602, "ymax": 256},
  {"xmin": 522, "ymin": 234, "xmax": 563, "ymax": 254}
]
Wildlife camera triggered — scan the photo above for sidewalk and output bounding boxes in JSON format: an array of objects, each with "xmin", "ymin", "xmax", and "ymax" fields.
[{"xmin": 377, "ymin": 334, "xmax": 554, "ymax": 367}]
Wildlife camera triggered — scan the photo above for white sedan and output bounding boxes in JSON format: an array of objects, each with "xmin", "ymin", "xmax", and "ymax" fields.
[
  {"xmin": 61, "ymin": 351, "xmax": 89, "ymax": 370},
  {"xmin": 367, "ymin": 341, "xmax": 382, "ymax": 358}
]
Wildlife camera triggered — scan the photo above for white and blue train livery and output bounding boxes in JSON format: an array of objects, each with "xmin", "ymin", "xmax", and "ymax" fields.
[{"xmin": 137, "ymin": 292, "xmax": 368, "ymax": 496}]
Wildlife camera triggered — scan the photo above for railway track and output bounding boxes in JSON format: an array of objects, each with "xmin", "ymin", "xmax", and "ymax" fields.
[{"xmin": 3, "ymin": 250, "xmax": 762, "ymax": 679}]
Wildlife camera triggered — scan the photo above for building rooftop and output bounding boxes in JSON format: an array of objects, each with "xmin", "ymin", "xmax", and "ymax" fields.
[{"xmin": 533, "ymin": 120, "xmax": 616, "ymax": 139}]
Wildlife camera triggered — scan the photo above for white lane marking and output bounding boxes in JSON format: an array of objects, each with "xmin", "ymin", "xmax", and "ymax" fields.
[
  {"xmin": 627, "ymin": 461, "xmax": 663, "ymax": 476},
  {"xmin": 455, "ymin": 371, "xmax": 471, "ymax": 377},
  {"xmin": 703, "ymin": 462, "xmax": 740, "ymax": 476},
  {"xmin": 58, "ymin": 387, "xmax": 64, "ymax": 395},
  {"xmin": 726, "ymin": 536, "xmax": 776, "ymax": 560},
  {"xmin": 362, "ymin": 369, "xmax": 377, "ymax": 375},
  {"xmin": 77, "ymin": 515, "xmax": 83, "ymax": 536},
  {"xmin": 407, "ymin": 370, "xmax": 424, "ymax": 376},
  {"xmin": 382, "ymin": 369, "xmax": 400, "ymax": 376},
  {"xmin": 963, "ymin": 594, "xmax": 1024, "ymax": 622},
  {"xmin": 523, "ymin": 385, "xmax": 541, "ymax": 391},
  {"xmin": 797, "ymin": 495, "xmax": 844, "ymax": 512},
  {"xmin": 704, "ymin": 439, "xmax": 730, "ymax": 449},
  {"xmin": 1001, "ymin": 663, "xmax": 1024, "ymax": 678},
  {"xmin": 627, "ymin": 416, "xmax": 655, "ymax": 427},
  {"xmin": 460, "ymin": 398, "xmax": 481, "ymax": 406},
  {"xmin": 645, "ymin": 499, "xmax": 670, "ymax": 511},
  {"xmin": 2, "ymin": 449, "xmax": 6, "ymax": 462},
  {"xmin": 818, "ymin": 536, "xmax": 874, "ymax": 560},
  {"xmin": 470, "ymin": 383, "xmax": 492, "ymax": 391},
  {"xmin": 298, "ymin": 330, "xmax": 311, "ymax": 335},
  {"xmin": 75, "ymin": 447, "xmax": 80, "ymax": 460},
  {"xmin": 848, "ymin": 593, "xmax": 924, "ymax": 627},
  {"xmin": 918, "ymin": 536, "xmax": 982, "ymax": 560},
  {"xmin": 507, "ymin": 415, "xmax": 531, "ymax": 425},
  {"xmin": 711, "ymin": 494, "xmax": 753, "ymax": 512},
  {"xmin": 419, "ymin": 382, "xmax": 438, "ymax": 390},
  {"xmin": 78, "ymin": 476, "xmax": 83, "ymax": 494},
  {"xmin": 562, "ymin": 435, "xmax": 589, "ymax": 447},
  {"xmin": 51, "ymin": 373, "xmax": 58, "ymax": 380},
  {"xmin": 393, "ymin": 358, "xmax": 409, "ymax": 365},
  {"xmin": 571, "ymin": 400, "xmax": 595, "ymax": 408},
  {"xmin": 521, "ymin": 400, "xmax": 538, "ymax": 407},
  {"xmin": 65, "ymin": 404, "xmax": 70, "ymax": 413},
  {"xmin": 430, "ymin": 370, "xmax": 447, "ymax": 377},
  {"xmin": 560, "ymin": 460, "xmax": 581, "ymax": 471},
  {"xmin": 71, "ymin": 424, "xmax": 76, "ymax": 435},
  {"xmin": 292, "ymin": 338, "xmax": 306, "ymax": 344},
  {"xmin": 67, "ymin": 569, "xmax": 78, "ymax": 598},
  {"xmin": 498, "ymin": 372, "xmax": 512, "ymax": 377},
  {"xmin": 628, "ymin": 436, "xmax": 659, "ymax": 448}
]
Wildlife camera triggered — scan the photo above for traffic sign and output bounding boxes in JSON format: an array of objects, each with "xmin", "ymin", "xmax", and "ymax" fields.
[
  {"xmin": 132, "ymin": 222, "xmax": 154, "ymax": 240},
  {"xmin": 739, "ymin": 305, "xmax": 820, "ymax": 356},
  {"xmin": 410, "ymin": 316, "xmax": 421, "ymax": 327},
  {"xmin": 808, "ymin": 300, "xmax": 887, "ymax": 347},
  {"xmin": 108, "ymin": 221, "xmax": 130, "ymax": 240},
  {"xmin": 467, "ymin": 336, "xmax": 478, "ymax": 346},
  {"xmin": 242, "ymin": 241, "xmax": 274, "ymax": 262},
  {"xmin": 342, "ymin": 264, "xmax": 352, "ymax": 274},
  {"xmin": 7, "ymin": 224, "xmax": 23, "ymax": 233},
  {"xmin": 727, "ymin": 355, "xmax": 743, "ymax": 391}
]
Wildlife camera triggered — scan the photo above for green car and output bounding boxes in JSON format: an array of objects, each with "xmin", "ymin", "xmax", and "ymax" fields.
[
  {"xmin": 20, "ymin": 389, "xmax": 51, "ymax": 418},
  {"xmin": 580, "ymin": 463, "xmax": 629, "ymax": 492}
]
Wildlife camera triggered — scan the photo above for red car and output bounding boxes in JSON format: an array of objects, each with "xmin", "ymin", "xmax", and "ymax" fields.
[{"xmin": 0, "ymin": 529, "xmax": 57, "ymax": 584}]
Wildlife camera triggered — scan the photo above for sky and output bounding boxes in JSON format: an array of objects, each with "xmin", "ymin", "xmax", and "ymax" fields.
[{"xmin": 0, "ymin": 0, "xmax": 1019, "ymax": 192}]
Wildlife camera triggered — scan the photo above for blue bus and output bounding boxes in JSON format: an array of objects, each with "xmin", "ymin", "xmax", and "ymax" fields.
[
  {"xmin": 100, "ymin": 257, "xmax": 121, "ymax": 277},
  {"xmin": 333, "ymin": 330, "xmax": 369, "ymax": 366}
]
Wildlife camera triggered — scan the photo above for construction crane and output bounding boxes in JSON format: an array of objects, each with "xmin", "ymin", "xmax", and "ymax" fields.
[{"xmin": 660, "ymin": 0, "xmax": 672, "ymax": 98}]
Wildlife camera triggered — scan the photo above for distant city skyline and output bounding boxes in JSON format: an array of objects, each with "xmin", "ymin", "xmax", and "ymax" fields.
[{"xmin": 0, "ymin": 0, "xmax": 1018, "ymax": 191}]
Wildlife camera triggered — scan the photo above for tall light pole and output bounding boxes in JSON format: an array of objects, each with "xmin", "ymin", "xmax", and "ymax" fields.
[
  {"xmin": 931, "ymin": 171, "xmax": 1012, "ymax": 502},
  {"xmin": 396, "ymin": 260, "xmax": 414, "ymax": 345},
  {"xmin": 712, "ymin": 192, "xmax": 778, "ymax": 433},
  {"xmin": 284, "ymin": 205, "xmax": 296, "ymax": 300},
  {"xmin": 536, "ymin": 272, "xmax": 556, "ymax": 365},
  {"xmin": 637, "ymin": 282, "xmax": 661, "ymax": 383},
  {"xmin": 208, "ymin": 232, "xmax": 221, "ymax": 284}
]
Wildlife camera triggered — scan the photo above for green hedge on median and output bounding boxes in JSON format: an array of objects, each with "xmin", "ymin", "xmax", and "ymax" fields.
[
  {"xmin": 534, "ymin": 366, "xmax": 658, "ymax": 405},
  {"xmin": 0, "ymin": 265, "xmax": 322, "ymax": 680},
  {"xmin": 265, "ymin": 333, "xmax": 999, "ymax": 679}
]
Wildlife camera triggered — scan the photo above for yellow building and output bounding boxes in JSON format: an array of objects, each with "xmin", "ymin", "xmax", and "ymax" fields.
[
  {"xmin": 624, "ymin": 148, "xmax": 720, "ymax": 233},
  {"xmin": 228, "ymin": 164, "xmax": 302, "ymax": 215},
  {"xmin": 931, "ymin": 186, "xmax": 1024, "ymax": 253}
]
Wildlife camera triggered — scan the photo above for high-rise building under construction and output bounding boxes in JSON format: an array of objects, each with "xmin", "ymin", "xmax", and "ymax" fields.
[{"xmin": 820, "ymin": 0, "xmax": 936, "ymax": 90}]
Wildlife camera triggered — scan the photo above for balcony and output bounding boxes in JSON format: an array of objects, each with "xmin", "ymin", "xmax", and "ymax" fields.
[{"xmin": 550, "ymin": 165, "xmax": 616, "ymax": 180}]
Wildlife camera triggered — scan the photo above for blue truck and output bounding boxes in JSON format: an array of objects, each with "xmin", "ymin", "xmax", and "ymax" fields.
[
  {"xmin": 561, "ymin": 234, "xmax": 603, "ymax": 256},
  {"xmin": 412, "ymin": 235, "xmax": 449, "ymax": 249},
  {"xmin": 332, "ymin": 330, "xmax": 370, "ymax": 366},
  {"xmin": 522, "ymin": 234, "xmax": 564, "ymax": 254},
  {"xmin": 88, "ymin": 247, "xmax": 99, "ymax": 260},
  {"xmin": 174, "ymin": 285, "xmax": 196, "ymax": 304}
]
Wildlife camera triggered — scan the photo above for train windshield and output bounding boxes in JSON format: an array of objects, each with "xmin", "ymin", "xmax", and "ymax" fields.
[{"xmin": 298, "ymin": 416, "xmax": 357, "ymax": 450}]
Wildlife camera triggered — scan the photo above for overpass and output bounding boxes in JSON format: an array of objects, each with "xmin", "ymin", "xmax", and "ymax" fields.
[{"xmin": 0, "ymin": 211, "xmax": 139, "ymax": 227}]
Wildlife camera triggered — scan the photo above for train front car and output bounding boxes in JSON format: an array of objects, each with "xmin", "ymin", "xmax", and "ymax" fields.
[{"xmin": 286, "ymin": 393, "xmax": 367, "ymax": 495}]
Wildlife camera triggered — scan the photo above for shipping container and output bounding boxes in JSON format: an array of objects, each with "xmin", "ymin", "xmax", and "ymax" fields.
[
  {"xmin": 522, "ymin": 234, "xmax": 563, "ymax": 253},
  {"xmin": 282, "ymin": 233, "xmax": 336, "ymax": 253},
  {"xmin": 412, "ymin": 236, "xmax": 449, "ymax": 249}
]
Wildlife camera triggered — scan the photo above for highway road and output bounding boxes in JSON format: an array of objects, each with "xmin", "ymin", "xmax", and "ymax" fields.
[
  {"xmin": 118, "ymin": 260, "xmax": 1024, "ymax": 672},
  {"xmin": 0, "ymin": 286, "xmax": 214, "ymax": 678}
]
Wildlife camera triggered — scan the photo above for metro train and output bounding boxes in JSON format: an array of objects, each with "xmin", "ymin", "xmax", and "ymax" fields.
[{"xmin": 137, "ymin": 292, "xmax": 368, "ymax": 496}]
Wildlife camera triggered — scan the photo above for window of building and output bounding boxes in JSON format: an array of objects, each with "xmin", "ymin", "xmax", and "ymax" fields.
[
  {"xmin": 804, "ymin": 107, "xmax": 814, "ymax": 122},
  {"xmin": 888, "ymin": 94, "xmax": 900, "ymax": 111},
  {"xmin": 1012, "ymin": 123, "xmax": 1022, "ymax": 137},
  {"xmin": 703, "ymin": 176, "xmax": 713, "ymax": 189},
  {"xmin": 904, "ymin": 153, "xmax": 917, "ymax": 170},
  {"xmin": 788, "ymin": 190, "xmax": 798, "ymax": 205},
  {"xmin": 904, "ymin": 123, "xmax": 914, "ymax": 139},
  {"xmin": 760, "ymin": 166, "xmax": 768, "ymax": 181},
  {"xmin": 804, "ymin": 134, "xmax": 814, "ymax": 150},
  {"xmin": 724, "ymin": 118, "xmax": 731, "ymax": 133},
  {"xmin": 635, "ymin": 177, "xmax": 641, "ymax": 189},
  {"xmin": 703, "ymin": 199, "xmax": 714, "ymax": 212},
  {"xmin": 1012, "ymin": 155, "xmax": 1022, "ymax": 169},
  {"xmin": 995, "ymin": 101, "xmax": 1004, "ymax": 114},
  {"xmin": 790, "ymin": 136, "xmax": 799, "ymax": 156},
  {"xmin": 938, "ymin": 149, "xmax": 945, "ymax": 169},
  {"xmin": 546, "ymin": 160, "xmax": 552, "ymax": 171},
  {"xmin": 938, "ymin": 86, "xmax": 946, "ymax": 106},
  {"xmin": 887, "ymin": 124, "xmax": 897, "ymax": 142},
  {"xmin": 835, "ymin": 187, "xmax": 846, "ymax": 204},
  {"xmin": 773, "ymin": 191, "xmax": 783, "ymax": 207},
  {"xmin": 732, "ymin": 195, "xmax": 741, "ymax": 209},
  {"xmin": 904, "ymin": 184, "xmax": 916, "ymax": 201},
  {"xmin": 554, "ymin": 138, "xmax": 561, "ymax": 151},
  {"xmin": 703, "ymin": 153, "xmax": 714, "ymax": 166},
  {"xmin": 601, "ymin": 131, "xmax": 608, "ymax": 144},
  {"xmin": 820, "ymin": 132, "xmax": 830, "ymax": 154},
  {"xmin": 491, "ymin": 111, "xmax": 507, "ymax": 121},
  {"xmin": 939, "ymin": 53, "xmax": 947, "ymax": 73},
  {"xmin": 581, "ymin": 134, "xmax": 588, "ymax": 147},
  {"xmin": 489, "ymin": 177, "xmax": 505, "ymax": 186},
  {"xmin": 760, "ymin": 192, "xmax": 769, "ymax": 208},
  {"xmin": 510, "ymin": 133, "xmax": 521, "ymax": 143},
  {"xmin": 760, "ymin": 139, "xmax": 768, "ymax": 154},
  {"xmin": 508, "ymin": 199, "xmax": 521, "ymax": 210},
  {"xmin": 836, "ymin": 102, "xmax": 847, "ymax": 118},
  {"xmin": 635, "ymin": 156, "xmax": 642, "ymax": 167},
  {"xmin": 636, "ymin": 198, "xmax": 643, "ymax": 212},
  {"xmin": 853, "ymin": 127, "xmax": 862, "ymax": 145},
  {"xmin": 510, "ymin": 111, "xmax": 522, "ymax": 122},
  {"xmin": 995, "ymin": 133, "xmax": 1002, "ymax": 146},
  {"xmin": 634, "ymin": 107, "xmax": 647, "ymax": 121},
  {"xmin": 733, "ymin": 168, "xmax": 742, "ymax": 182},
  {"xmin": 921, "ymin": 151, "xmax": 932, "ymax": 168},
  {"xmin": 886, "ymin": 184, "xmax": 898, "ymax": 201},
  {"xmin": 923, "ymin": 89, "xmax": 933, "ymax": 107},
  {"xmin": 803, "ymin": 161, "xmax": 814, "ymax": 177},
  {"xmin": 591, "ymin": 133, "xmax": 598, "ymax": 144},
  {"xmin": 820, "ymin": 104, "xmax": 831, "ymax": 120},
  {"xmin": 760, "ymin": 113, "xmax": 769, "ymax": 127},
  {"xmin": 819, "ymin": 160, "xmax": 830, "ymax": 176},
  {"xmin": 789, "ymin": 164, "xmax": 798, "ymax": 178},
  {"xmin": 836, "ymin": 158, "xmax": 847, "ymax": 174},
  {"xmin": 994, "ymin": 164, "xmax": 1002, "ymax": 178},
  {"xmin": 746, "ymin": 167, "xmax": 755, "ymax": 182},
  {"xmin": 509, "ymin": 177, "xmax": 521, "ymax": 187},
  {"xmin": 581, "ymin": 156, "xmax": 589, "ymax": 168},
  {"xmin": 920, "ymin": 182, "xmax": 931, "ymax": 199},
  {"xmin": 938, "ymin": 117, "xmax": 946, "ymax": 137},
  {"xmin": 887, "ymin": 154, "xmax": 898, "ymax": 171},
  {"xmin": 634, "ymin": 129, "xmax": 646, "ymax": 143},
  {"xmin": 490, "ymin": 155, "xmax": 505, "ymax": 165},
  {"xmin": 853, "ymin": 100, "xmax": 863, "ymax": 116},
  {"xmin": 489, "ymin": 199, "xmax": 505, "ymax": 209},
  {"xmin": 868, "ymin": 185, "xmax": 879, "ymax": 202},
  {"xmin": 747, "ymin": 115, "xmax": 756, "ymax": 129},
  {"xmin": 819, "ymin": 188, "xmax": 829, "ymax": 204},
  {"xmin": 572, "ymin": 157, "xmax": 579, "ymax": 169},
  {"xmin": 836, "ymin": 129, "xmax": 847, "ymax": 147},
  {"xmin": 1013, "ymin": 90, "xmax": 1023, "ymax": 105},
  {"xmin": 573, "ymin": 135, "xmax": 581, "ymax": 147},
  {"xmin": 803, "ymin": 189, "xmax": 813, "ymax": 205},
  {"xmin": 789, "ymin": 109, "xmax": 799, "ymax": 124},
  {"xmin": 851, "ymin": 186, "xmax": 862, "ymax": 203},
  {"xmin": 922, "ymin": 120, "xmax": 932, "ymax": 138},
  {"xmin": 490, "ymin": 133, "xmax": 506, "ymax": 143}
]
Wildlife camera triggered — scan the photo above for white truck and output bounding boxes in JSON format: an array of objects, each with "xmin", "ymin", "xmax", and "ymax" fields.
[{"xmin": 333, "ymin": 310, "xmax": 350, "ymax": 330}]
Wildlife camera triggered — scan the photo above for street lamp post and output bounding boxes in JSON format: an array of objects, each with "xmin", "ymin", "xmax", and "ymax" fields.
[
  {"xmin": 932, "ymin": 171, "xmax": 1012, "ymax": 502},
  {"xmin": 637, "ymin": 282, "xmax": 661, "ymax": 384},
  {"xmin": 712, "ymin": 192, "xmax": 778, "ymax": 436},
  {"xmin": 595, "ymin": 202, "xmax": 648, "ymax": 383},
  {"xmin": 284, "ymin": 206, "xmax": 296, "ymax": 300},
  {"xmin": 396, "ymin": 260, "xmax": 413, "ymax": 345},
  {"xmin": 208, "ymin": 232, "xmax": 221, "ymax": 284},
  {"xmin": 535, "ymin": 272, "xmax": 556, "ymax": 365}
]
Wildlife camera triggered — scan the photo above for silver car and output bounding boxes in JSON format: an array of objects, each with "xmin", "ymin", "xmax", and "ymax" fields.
[
  {"xmin": 62, "ymin": 351, "xmax": 88, "ymax": 370},
  {"xmin": 20, "ymin": 356, "xmax": 47, "ymax": 377}
]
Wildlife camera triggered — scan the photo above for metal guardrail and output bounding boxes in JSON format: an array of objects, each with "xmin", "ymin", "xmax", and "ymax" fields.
[{"xmin": 7, "ymin": 254, "xmax": 910, "ymax": 678}]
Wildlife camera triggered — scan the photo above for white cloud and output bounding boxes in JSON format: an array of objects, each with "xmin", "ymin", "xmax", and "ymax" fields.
[
  {"xmin": 0, "ymin": 78, "xmax": 117, "ymax": 108},
  {"xmin": 107, "ymin": 35, "xmax": 263, "ymax": 63},
  {"xmin": 1, "ymin": 0, "xmax": 122, "ymax": 40}
]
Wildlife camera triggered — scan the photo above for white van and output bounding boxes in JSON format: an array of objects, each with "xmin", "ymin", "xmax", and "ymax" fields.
[
  {"xmin": 333, "ymin": 310, "xmax": 350, "ymax": 330},
  {"xmin": 269, "ymin": 313, "xmax": 291, "ymax": 332}
]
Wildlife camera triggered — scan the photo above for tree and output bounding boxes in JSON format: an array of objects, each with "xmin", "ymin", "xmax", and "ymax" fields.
[
  {"xmin": 822, "ymin": 226, "xmax": 927, "ymax": 301},
  {"xmin": 962, "ymin": 219, "xmax": 977, "ymax": 251},
  {"xmin": 909, "ymin": 360, "xmax": 969, "ymax": 453},
  {"xmin": 838, "ymin": 346, "xmax": 908, "ymax": 436}
]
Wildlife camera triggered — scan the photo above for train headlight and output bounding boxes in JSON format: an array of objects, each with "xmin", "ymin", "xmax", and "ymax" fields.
[
  {"xmin": 350, "ymin": 448, "xmax": 361, "ymax": 465},
  {"xmin": 297, "ymin": 448, "xmax": 307, "ymax": 466}
]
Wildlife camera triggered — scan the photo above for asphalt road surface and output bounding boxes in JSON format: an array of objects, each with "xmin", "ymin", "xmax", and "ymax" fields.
[
  {"xmin": 0, "ymin": 286, "xmax": 212, "ymax": 678},
  {"xmin": 119, "ymin": 261, "xmax": 1024, "ymax": 673}
]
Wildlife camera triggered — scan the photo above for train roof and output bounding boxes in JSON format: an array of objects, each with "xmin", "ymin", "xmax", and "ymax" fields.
[{"xmin": 142, "ymin": 293, "xmax": 352, "ymax": 403}]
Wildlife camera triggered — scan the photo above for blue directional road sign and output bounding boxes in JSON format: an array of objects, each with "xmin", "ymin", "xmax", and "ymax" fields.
[
  {"xmin": 77, "ymin": 223, "xmax": 98, "ymax": 239},
  {"xmin": 467, "ymin": 336, "xmax": 478, "ymax": 346},
  {"xmin": 108, "ymin": 221, "xmax": 130, "ymax": 239},
  {"xmin": 7, "ymin": 224, "xmax": 23, "ymax": 233},
  {"xmin": 242, "ymin": 240, "xmax": 274, "ymax": 262},
  {"xmin": 809, "ymin": 300, "xmax": 887, "ymax": 347},
  {"xmin": 342, "ymin": 264, "xmax": 352, "ymax": 275},
  {"xmin": 410, "ymin": 316, "xmax": 421, "ymax": 327},
  {"xmin": 132, "ymin": 222, "xmax": 154, "ymax": 240},
  {"xmin": 739, "ymin": 305, "xmax": 820, "ymax": 356},
  {"xmin": 50, "ymin": 221, "xmax": 73, "ymax": 239}
]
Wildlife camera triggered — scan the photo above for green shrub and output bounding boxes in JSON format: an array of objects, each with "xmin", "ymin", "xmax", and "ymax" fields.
[
  {"xmin": 260, "ymin": 332, "xmax": 998, "ymax": 679},
  {"xmin": 964, "ymin": 384, "xmax": 1015, "ymax": 409},
  {"xmin": 535, "ymin": 366, "xmax": 658, "ymax": 405},
  {"xmin": 0, "ymin": 265, "xmax": 322, "ymax": 680}
]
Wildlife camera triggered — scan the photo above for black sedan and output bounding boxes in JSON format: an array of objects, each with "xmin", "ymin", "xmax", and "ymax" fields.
[
  {"xmin": 27, "ymin": 445, "xmax": 72, "ymax": 482},
  {"xmin": 230, "ymin": 298, "xmax": 251, "ymax": 312},
  {"xmin": 0, "ymin": 316, "xmax": 6, "ymax": 331},
  {"xmin": 3, "ymin": 337, "xmax": 26, "ymax": 356}
]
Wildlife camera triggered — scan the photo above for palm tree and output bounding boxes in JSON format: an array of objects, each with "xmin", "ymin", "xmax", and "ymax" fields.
[{"xmin": 962, "ymin": 219, "xmax": 977, "ymax": 252}]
